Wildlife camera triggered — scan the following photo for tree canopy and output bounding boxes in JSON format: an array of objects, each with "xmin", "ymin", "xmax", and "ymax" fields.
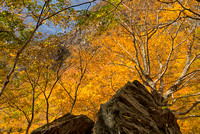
[{"xmin": 0, "ymin": 0, "xmax": 200, "ymax": 133}]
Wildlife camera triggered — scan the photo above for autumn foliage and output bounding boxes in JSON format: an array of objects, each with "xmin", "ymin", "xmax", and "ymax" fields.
[{"xmin": 0, "ymin": 0, "xmax": 200, "ymax": 133}]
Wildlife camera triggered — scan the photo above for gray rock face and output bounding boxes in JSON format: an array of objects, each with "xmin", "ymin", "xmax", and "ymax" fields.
[
  {"xmin": 31, "ymin": 113, "xmax": 94, "ymax": 134},
  {"xmin": 93, "ymin": 80, "xmax": 181, "ymax": 134}
]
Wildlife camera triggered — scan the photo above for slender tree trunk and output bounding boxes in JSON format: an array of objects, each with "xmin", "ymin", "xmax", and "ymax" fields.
[
  {"xmin": 26, "ymin": 123, "xmax": 32, "ymax": 134},
  {"xmin": 46, "ymin": 98, "xmax": 49, "ymax": 124}
]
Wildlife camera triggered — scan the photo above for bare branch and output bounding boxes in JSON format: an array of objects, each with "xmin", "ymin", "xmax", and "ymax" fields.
[
  {"xmin": 59, "ymin": 82, "xmax": 74, "ymax": 102},
  {"xmin": 154, "ymin": 20, "xmax": 185, "ymax": 85},
  {"xmin": 43, "ymin": 0, "xmax": 96, "ymax": 21},
  {"xmin": 69, "ymin": 45, "xmax": 99, "ymax": 113},
  {"xmin": 70, "ymin": 63, "xmax": 87, "ymax": 113},
  {"xmin": 175, "ymin": 0, "xmax": 200, "ymax": 18},
  {"xmin": 157, "ymin": 0, "xmax": 176, "ymax": 4},
  {"xmin": 108, "ymin": 63, "xmax": 135, "ymax": 72},
  {"xmin": 168, "ymin": 92, "xmax": 200, "ymax": 106},
  {"xmin": 109, "ymin": 36, "xmax": 137, "ymax": 63},
  {"xmin": 100, "ymin": 41, "xmax": 137, "ymax": 65},
  {"xmin": 164, "ymin": 60, "xmax": 200, "ymax": 99},
  {"xmin": 176, "ymin": 71, "xmax": 198, "ymax": 91},
  {"xmin": 178, "ymin": 115, "xmax": 200, "ymax": 120},
  {"xmin": 174, "ymin": 100, "xmax": 200, "ymax": 115},
  {"xmin": 6, "ymin": 98, "xmax": 30, "ymax": 122}
]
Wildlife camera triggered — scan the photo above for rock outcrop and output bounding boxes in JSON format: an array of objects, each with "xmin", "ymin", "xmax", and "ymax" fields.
[
  {"xmin": 31, "ymin": 113, "xmax": 94, "ymax": 134},
  {"xmin": 94, "ymin": 80, "xmax": 181, "ymax": 134}
]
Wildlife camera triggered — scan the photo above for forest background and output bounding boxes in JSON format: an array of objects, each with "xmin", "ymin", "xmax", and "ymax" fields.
[{"xmin": 0, "ymin": 0, "xmax": 200, "ymax": 133}]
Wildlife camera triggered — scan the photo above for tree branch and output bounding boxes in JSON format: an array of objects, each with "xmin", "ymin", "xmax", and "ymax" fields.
[
  {"xmin": 174, "ymin": 100, "xmax": 200, "ymax": 115},
  {"xmin": 178, "ymin": 115, "xmax": 200, "ymax": 120},
  {"xmin": 168, "ymin": 92, "xmax": 200, "ymax": 106}
]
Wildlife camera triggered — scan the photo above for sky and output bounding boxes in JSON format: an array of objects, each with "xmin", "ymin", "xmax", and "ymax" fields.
[
  {"xmin": 1, "ymin": 0, "xmax": 98, "ymax": 39},
  {"xmin": 33, "ymin": 0, "xmax": 98, "ymax": 37}
]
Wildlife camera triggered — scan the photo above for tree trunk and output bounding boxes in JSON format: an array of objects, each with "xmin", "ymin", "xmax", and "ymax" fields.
[
  {"xmin": 26, "ymin": 123, "xmax": 31, "ymax": 134},
  {"xmin": 94, "ymin": 80, "xmax": 181, "ymax": 134}
]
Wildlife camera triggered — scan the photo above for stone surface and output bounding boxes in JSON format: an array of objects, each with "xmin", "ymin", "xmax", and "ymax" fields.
[
  {"xmin": 31, "ymin": 113, "xmax": 94, "ymax": 134},
  {"xmin": 93, "ymin": 80, "xmax": 181, "ymax": 134}
]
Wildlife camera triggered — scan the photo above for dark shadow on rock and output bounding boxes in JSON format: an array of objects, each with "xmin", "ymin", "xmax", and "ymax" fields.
[{"xmin": 31, "ymin": 113, "xmax": 94, "ymax": 134}]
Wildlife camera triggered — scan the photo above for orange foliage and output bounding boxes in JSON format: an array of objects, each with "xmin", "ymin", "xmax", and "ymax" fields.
[{"xmin": 0, "ymin": 0, "xmax": 200, "ymax": 133}]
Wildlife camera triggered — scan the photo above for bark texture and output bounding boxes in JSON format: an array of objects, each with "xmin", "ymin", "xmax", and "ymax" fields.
[
  {"xmin": 94, "ymin": 80, "xmax": 181, "ymax": 134},
  {"xmin": 31, "ymin": 113, "xmax": 94, "ymax": 134}
]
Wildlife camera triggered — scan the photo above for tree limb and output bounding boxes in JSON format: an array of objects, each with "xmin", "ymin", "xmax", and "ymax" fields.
[
  {"xmin": 178, "ymin": 115, "xmax": 200, "ymax": 119},
  {"xmin": 174, "ymin": 100, "xmax": 200, "ymax": 115},
  {"xmin": 168, "ymin": 92, "xmax": 200, "ymax": 106}
]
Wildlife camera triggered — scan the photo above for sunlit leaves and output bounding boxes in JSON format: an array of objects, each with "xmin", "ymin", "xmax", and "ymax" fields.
[
  {"xmin": 1, "ymin": 0, "xmax": 200, "ymax": 133},
  {"xmin": 75, "ymin": 0, "xmax": 121, "ymax": 34}
]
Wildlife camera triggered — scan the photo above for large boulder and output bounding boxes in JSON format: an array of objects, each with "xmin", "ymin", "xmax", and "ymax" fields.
[
  {"xmin": 93, "ymin": 80, "xmax": 181, "ymax": 134},
  {"xmin": 31, "ymin": 113, "xmax": 94, "ymax": 134}
]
